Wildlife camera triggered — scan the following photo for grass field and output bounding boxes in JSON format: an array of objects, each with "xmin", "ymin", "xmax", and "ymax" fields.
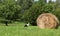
[{"xmin": 0, "ymin": 22, "xmax": 60, "ymax": 36}]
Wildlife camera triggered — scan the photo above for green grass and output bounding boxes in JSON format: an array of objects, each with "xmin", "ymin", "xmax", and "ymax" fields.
[{"xmin": 0, "ymin": 22, "xmax": 60, "ymax": 36}]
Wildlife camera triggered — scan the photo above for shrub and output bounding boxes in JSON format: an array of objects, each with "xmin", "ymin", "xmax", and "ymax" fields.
[
  {"xmin": 53, "ymin": 7, "xmax": 60, "ymax": 21},
  {"xmin": 23, "ymin": 3, "xmax": 56, "ymax": 25}
]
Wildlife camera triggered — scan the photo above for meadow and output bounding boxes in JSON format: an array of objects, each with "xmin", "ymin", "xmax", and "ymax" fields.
[{"xmin": 0, "ymin": 22, "xmax": 60, "ymax": 36}]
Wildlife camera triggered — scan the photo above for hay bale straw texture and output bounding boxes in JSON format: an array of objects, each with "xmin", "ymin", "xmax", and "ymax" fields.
[{"xmin": 36, "ymin": 13, "xmax": 59, "ymax": 29}]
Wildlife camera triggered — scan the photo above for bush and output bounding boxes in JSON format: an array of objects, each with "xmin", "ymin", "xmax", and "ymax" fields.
[
  {"xmin": 0, "ymin": 0, "xmax": 22, "ymax": 25},
  {"xmin": 23, "ymin": 3, "xmax": 56, "ymax": 25},
  {"xmin": 53, "ymin": 7, "xmax": 60, "ymax": 21},
  {"xmin": 0, "ymin": 1, "xmax": 22, "ymax": 21}
]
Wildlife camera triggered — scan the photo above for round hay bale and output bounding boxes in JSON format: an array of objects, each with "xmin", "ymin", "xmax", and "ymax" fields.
[{"xmin": 36, "ymin": 13, "xmax": 59, "ymax": 29}]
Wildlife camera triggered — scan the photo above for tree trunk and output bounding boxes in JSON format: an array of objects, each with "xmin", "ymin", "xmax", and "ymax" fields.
[{"xmin": 5, "ymin": 21, "xmax": 8, "ymax": 26}]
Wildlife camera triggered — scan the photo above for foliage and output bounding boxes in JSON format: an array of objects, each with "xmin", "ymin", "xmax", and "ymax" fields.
[
  {"xmin": 0, "ymin": 0, "xmax": 21, "ymax": 25},
  {"xmin": 23, "ymin": 0, "xmax": 57, "ymax": 25},
  {"xmin": 17, "ymin": 0, "xmax": 34, "ymax": 12},
  {"xmin": 0, "ymin": 0, "xmax": 59, "ymax": 26},
  {"xmin": 0, "ymin": 0, "xmax": 21, "ymax": 20},
  {"xmin": 53, "ymin": 7, "xmax": 60, "ymax": 21}
]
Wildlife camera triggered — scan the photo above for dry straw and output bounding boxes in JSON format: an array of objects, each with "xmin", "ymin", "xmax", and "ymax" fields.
[{"xmin": 36, "ymin": 13, "xmax": 59, "ymax": 29}]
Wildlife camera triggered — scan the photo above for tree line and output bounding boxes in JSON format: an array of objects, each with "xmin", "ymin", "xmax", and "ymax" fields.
[{"xmin": 0, "ymin": 0, "xmax": 60, "ymax": 26}]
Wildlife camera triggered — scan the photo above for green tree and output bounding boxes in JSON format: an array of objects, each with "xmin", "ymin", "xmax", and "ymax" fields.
[
  {"xmin": 0, "ymin": 0, "xmax": 21, "ymax": 26},
  {"xmin": 17, "ymin": 0, "xmax": 34, "ymax": 12},
  {"xmin": 23, "ymin": 0, "xmax": 56, "ymax": 25}
]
